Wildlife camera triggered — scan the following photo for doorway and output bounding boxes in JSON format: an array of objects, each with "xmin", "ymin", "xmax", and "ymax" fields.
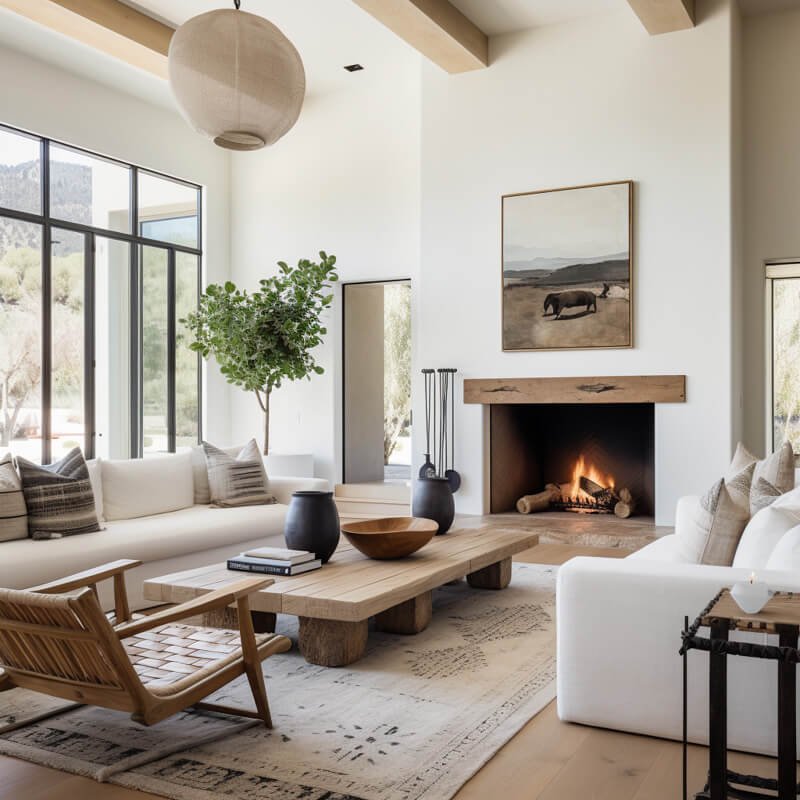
[{"xmin": 343, "ymin": 280, "xmax": 411, "ymax": 484}]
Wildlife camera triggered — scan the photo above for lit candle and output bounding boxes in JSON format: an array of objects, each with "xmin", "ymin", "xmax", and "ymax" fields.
[{"xmin": 732, "ymin": 573, "xmax": 770, "ymax": 614}]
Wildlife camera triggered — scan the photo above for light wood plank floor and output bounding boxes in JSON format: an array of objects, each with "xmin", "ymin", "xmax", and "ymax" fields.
[{"xmin": 0, "ymin": 543, "xmax": 781, "ymax": 800}]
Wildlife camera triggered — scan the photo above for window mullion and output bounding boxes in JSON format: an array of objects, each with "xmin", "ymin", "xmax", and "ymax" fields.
[
  {"xmin": 84, "ymin": 233, "xmax": 96, "ymax": 459},
  {"xmin": 40, "ymin": 139, "xmax": 52, "ymax": 465},
  {"xmin": 167, "ymin": 249, "xmax": 177, "ymax": 453}
]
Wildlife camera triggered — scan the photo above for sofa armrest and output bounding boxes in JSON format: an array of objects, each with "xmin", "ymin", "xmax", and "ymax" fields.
[
  {"xmin": 557, "ymin": 557, "xmax": 800, "ymax": 755},
  {"xmin": 268, "ymin": 476, "xmax": 330, "ymax": 506}
]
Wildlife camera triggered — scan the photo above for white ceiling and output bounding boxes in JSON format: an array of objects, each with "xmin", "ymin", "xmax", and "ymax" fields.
[
  {"xmin": 0, "ymin": 0, "xmax": 798, "ymax": 114},
  {"xmin": 449, "ymin": 0, "xmax": 619, "ymax": 36}
]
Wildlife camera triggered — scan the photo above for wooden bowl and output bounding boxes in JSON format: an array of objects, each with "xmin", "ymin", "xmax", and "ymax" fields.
[{"xmin": 341, "ymin": 517, "xmax": 438, "ymax": 560}]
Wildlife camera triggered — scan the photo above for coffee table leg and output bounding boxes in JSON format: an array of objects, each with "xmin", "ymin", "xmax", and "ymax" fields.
[
  {"xmin": 375, "ymin": 591, "xmax": 433, "ymax": 635},
  {"xmin": 467, "ymin": 557, "xmax": 512, "ymax": 590},
  {"xmin": 202, "ymin": 607, "xmax": 276, "ymax": 634},
  {"xmin": 298, "ymin": 617, "xmax": 368, "ymax": 667}
]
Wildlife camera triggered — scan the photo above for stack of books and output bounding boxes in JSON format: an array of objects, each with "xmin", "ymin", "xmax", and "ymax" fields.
[{"xmin": 227, "ymin": 547, "xmax": 321, "ymax": 576}]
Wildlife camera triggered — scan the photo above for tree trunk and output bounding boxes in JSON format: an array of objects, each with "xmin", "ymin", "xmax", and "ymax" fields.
[{"xmin": 263, "ymin": 390, "xmax": 270, "ymax": 455}]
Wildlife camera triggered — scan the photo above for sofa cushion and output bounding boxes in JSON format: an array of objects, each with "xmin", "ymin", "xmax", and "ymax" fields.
[
  {"xmin": 732, "ymin": 485, "xmax": 800, "ymax": 569},
  {"xmin": 765, "ymin": 524, "xmax": 800, "ymax": 571},
  {"xmin": 0, "ymin": 453, "xmax": 27, "ymax": 542},
  {"xmin": 86, "ymin": 457, "xmax": 104, "ymax": 521},
  {"xmin": 103, "ymin": 452, "xmax": 194, "ymax": 521},
  {"xmin": 0, "ymin": 503, "xmax": 290, "ymax": 590},
  {"xmin": 627, "ymin": 534, "xmax": 691, "ymax": 563},
  {"xmin": 730, "ymin": 441, "xmax": 795, "ymax": 514},
  {"xmin": 203, "ymin": 440, "xmax": 274, "ymax": 508},
  {"xmin": 673, "ymin": 464, "xmax": 753, "ymax": 565},
  {"xmin": 17, "ymin": 448, "xmax": 101, "ymax": 540},
  {"xmin": 191, "ymin": 444, "xmax": 243, "ymax": 505}
]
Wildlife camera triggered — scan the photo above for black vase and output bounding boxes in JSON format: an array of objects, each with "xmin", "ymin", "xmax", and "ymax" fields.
[
  {"xmin": 412, "ymin": 477, "xmax": 455, "ymax": 535},
  {"xmin": 284, "ymin": 491, "xmax": 340, "ymax": 563}
]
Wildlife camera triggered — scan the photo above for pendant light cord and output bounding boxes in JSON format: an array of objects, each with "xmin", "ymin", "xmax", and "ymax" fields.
[{"xmin": 234, "ymin": 0, "xmax": 241, "ymax": 8}]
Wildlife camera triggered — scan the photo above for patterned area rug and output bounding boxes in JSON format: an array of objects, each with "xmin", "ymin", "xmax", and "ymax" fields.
[{"xmin": 0, "ymin": 563, "xmax": 557, "ymax": 800}]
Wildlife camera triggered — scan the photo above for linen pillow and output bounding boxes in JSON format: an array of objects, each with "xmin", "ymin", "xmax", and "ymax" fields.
[
  {"xmin": 191, "ymin": 443, "xmax": 244, "ymax": 505},
  {"xmin": 86, "ymin": 457, "xmax": 104, "ymax": 522},
  {"xmin": 102, "ymin": 452, "xmax": 194, "ymax": 521},
  {"xmin": 750, "ymin": 477, "xmax": 782, "ymax": 514},
  {"xmin": 729, "ymin": 441, "xmax": 795, "ymax": 514},
  {"xmin": 0, "ymin": 453, "xmax": 27, "ymax": 542},
  {"xmin": 203, "ymin": 439, "xmax": 274, "ymax": 508},
  {"xmin": 732, "ymin": 484, "xmax": 800, "ymax": 569},
  {"xmin": 674, "ymin": 463, "xmax": 753, "ymax": 566},
  {"xmin": 17, "ymin": 448, "xmax": 101, "ymax": 540}
]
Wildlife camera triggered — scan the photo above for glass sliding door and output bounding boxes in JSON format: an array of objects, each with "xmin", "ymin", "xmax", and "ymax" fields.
[
  {"xmin": 0, "ymin": 219, "xmax": 42, "ymax": 462},
  {"xmin": 49, "ymin": 227, "xmax": 87, "ymax": 458},
  {"xmin": 141, "ymin": 245, "xmax": 169, "ymax": 455},
  {"xmin": 0, "ymin": 122, "xmax": 203, "ymax": 463},
  {"xmin": 94, "ymin": 236, "xmax": 130, "ymax": 459},
  {"xmin": 175, "ymin": 251, "xmax": 199, "ymax": 450}
]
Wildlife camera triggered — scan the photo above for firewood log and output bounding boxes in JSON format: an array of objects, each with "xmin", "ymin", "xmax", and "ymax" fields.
[
  {"xmin": 517, "ymin": 484, "xmax": 561, "ymax": 514},
  {"xmin": 579, "ymin": 476, "xmax": 606, "ymax": 497},
  {"xmin": 614, "ymin": 488, "xmax": 636, "ymax": 518}
]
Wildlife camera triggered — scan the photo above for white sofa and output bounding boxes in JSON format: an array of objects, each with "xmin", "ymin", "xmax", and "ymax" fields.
[
  {"xmin": 0, "ymin": 449, "xmax": 328, "ymax": 610},
  {"xmin": 557, "ymin": 531, "xmax": 800, "ymax": 757}
]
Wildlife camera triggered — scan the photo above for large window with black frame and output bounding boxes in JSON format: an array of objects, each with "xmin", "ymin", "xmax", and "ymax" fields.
[{"xmin": 0, "ymin": 123, "xmax": 202, "ymax": 463}]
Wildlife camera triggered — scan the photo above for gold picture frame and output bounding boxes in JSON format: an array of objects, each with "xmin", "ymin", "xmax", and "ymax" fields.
[{"xmin": 501, "ymin": 180, "xmax": 633, "ymax": 352}]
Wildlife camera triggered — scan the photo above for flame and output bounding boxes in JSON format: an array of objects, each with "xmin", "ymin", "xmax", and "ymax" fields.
[{"xmin": 563, "ymin": 454, "xmax": 615, "ymax": 502}]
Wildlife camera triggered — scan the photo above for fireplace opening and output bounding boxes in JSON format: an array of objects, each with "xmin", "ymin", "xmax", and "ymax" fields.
[{"xmin": 489, "ymin": 403, "xmax": 655, "ymax": 517}]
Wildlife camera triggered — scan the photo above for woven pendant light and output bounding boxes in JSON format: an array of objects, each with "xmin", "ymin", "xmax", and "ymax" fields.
[{"xmin": 168, "ymin": 1, "xmax": 305, "ymax": 151}]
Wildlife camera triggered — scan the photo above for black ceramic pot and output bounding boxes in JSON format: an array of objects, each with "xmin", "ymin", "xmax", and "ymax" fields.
[
  {"xmin": 284, "ymin": 490, "xmax": 340, "ymax": 563},
  {"xmin": 412, "ymin": 476, "xmax": 455, "ymax": 535}
]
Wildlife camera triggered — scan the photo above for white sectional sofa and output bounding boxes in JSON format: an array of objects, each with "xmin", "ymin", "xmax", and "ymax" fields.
[
  {"xmin": 0, "ymin": 449, "xmax": 328, "ymax": 610},
  {"xmin": 557, "ymin": 531, "xmax": 800, "ymax": 757}
]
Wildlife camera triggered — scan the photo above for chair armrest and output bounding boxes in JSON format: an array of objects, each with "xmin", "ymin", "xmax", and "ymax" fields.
[
  {"xmin": 29, "ymin": 559, "xmax": 143, "ymax": 624},
  {"xmin": 115, "ymin": 576, "xmax": 274, "ymax": 639}
]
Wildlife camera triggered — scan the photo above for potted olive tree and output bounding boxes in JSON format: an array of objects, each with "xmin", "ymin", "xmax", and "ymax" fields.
[{"xmin": 183, "ymin": 251, "xmax": 337, "ymax": 454}]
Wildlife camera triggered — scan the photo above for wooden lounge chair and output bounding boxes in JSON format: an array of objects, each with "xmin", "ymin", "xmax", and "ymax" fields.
[{"xmin": 0, "ymin": 559, "xmax": 291, "ymax": 728}]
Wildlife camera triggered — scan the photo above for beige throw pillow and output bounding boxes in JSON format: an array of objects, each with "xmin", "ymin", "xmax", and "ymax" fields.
[
  {"xmin": 698, "ymin": 463, "xmax": 754, "ymax": 566},
  {"xmin": 675, "ymin": 463, "xmax": 753, "ymax": 566},
  {"xmin": 729, "ymin": 441, "xmax": 795, "ymax": 515},
  {"xmin": 203, "ymin": 439, "xmax": 275, "ymax": 508},
  {"xmin": 0, "ymin": 453, "xmax": 28, "ymax": 542}
]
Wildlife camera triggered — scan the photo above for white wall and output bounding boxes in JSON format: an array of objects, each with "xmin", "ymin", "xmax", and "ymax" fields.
[
  {"xmin": 227, "ymin": 0, "xmax": 742, "ymax": 524},
  {"xmin": 418, "ymin": 0, "xmax": 739, "ymax": 524},
  {"xmin": 741, "ymin": 8, "xmax": 800, "ymax": 455},
  {"xmin": 228, "ymin": 60, "xmax": 422, "ymax": 483},
  {"xmin": 0, "ymin": 44, "xmax": 232, "ymax": 445}
]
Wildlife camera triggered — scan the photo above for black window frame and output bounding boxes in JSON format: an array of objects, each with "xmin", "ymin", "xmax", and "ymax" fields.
[{"xmin": 0, "ymin": 122, "xmax": 203, "ymax": 463}]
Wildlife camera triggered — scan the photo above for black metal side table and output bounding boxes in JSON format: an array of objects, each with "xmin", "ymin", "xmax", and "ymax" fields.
[{"xmin": 680, "ymin": 589, "xmax": 800, "ymax": 800}]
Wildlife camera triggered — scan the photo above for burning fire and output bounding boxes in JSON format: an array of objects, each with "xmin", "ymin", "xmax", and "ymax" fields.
[{"xmin": 563, "ymin": 454, "xmax": 615, "ymax": 504}]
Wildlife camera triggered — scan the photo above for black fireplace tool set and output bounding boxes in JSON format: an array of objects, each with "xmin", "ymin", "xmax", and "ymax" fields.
[{"xmin": 419, "ymin": 368, "xmax": 460, "ymax": 493}]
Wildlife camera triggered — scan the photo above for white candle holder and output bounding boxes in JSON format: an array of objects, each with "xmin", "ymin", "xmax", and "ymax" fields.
[{"xmin": 730, "ymin": 573, "xmax": 770, "ymax": 614}]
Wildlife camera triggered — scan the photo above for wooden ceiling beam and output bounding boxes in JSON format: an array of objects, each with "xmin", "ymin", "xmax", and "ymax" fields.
[
  {"xmin": 626, "ymin": 0, "xmax": 695, "ymax": 35},
  {"xmin": 0, "ymin": 0, "xmax": 173, "ymax": 78},
  {"xmin": 352, "ymin": 0, "xmax": 488, "ymax": 73}
]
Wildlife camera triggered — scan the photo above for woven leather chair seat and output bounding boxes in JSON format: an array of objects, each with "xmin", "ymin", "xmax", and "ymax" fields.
[{"xmin": 123, "ymin": 622, "xmax": 277, "ymax": 696}]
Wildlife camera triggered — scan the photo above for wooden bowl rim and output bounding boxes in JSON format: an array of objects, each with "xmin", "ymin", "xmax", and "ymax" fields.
[{"xmin": 341, "ymin": 517, "xmax": 438, "ymax": 536}]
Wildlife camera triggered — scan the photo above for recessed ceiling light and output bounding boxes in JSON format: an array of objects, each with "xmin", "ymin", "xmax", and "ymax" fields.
[{"xmin": 344, "ymin": 64, "xmax": 364, "ymax": 72}]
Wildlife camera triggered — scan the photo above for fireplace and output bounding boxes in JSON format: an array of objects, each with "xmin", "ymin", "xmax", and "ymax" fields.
[{"xmin": 488, "ymin": 403, "xmax": 656, "ymax": 516}]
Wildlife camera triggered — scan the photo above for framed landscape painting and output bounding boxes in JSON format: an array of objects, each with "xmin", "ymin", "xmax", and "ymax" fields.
[{"xmin": 501, "ymin": 180, "xmax": 633, "ymax": 351}]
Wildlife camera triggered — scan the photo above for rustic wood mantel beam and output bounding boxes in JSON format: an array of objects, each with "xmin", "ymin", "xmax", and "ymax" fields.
[
  {"xmin": 351, "ymin": 0, "xmax": 488, "ymax": 73},
  {"xmin": 463, "ymin": 376, "xmax": 687, "ymax": 405},
  {"xmin": 0, "ymin": 0, "xmax": 173, "ymax": 79},
  {"xmin": 626, "ymin": 0, "xmax": 695, "ymax": 35}
]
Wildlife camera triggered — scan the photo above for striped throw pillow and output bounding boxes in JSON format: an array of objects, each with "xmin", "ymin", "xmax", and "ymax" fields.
[
  {"xmin": 203, "ymin": 439, "xmax": 275, "ymax": 508},
  {"xmin": 0, "ymin": 453, "xmax": 28, "ymax": 542},
  {"xmin": 17, "ymin": 448, "xmax": 101, "ymax": 540}
]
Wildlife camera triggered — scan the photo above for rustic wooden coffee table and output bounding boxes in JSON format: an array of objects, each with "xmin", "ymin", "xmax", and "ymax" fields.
[{"xmin": 143, "ymin": 527, "xmax": 538, "ymax": 667}]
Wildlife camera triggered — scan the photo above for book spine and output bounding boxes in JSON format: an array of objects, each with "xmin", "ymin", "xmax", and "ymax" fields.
[{"xmin": 227, "ymin": 560, "xmax": 291, "ymax": 576}]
